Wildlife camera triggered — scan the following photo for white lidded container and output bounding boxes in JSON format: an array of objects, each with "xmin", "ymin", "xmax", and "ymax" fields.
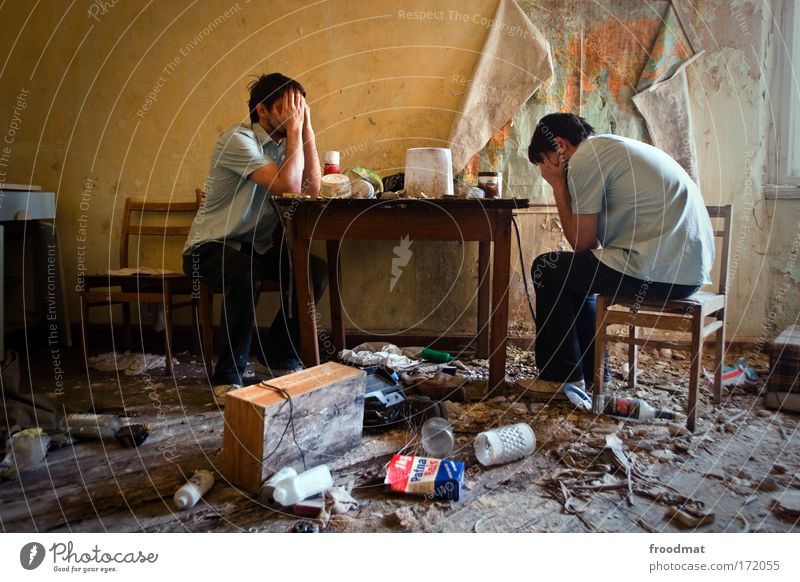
[
  {"xmin": 272, "ymin": 465, "xmax": 333, "ymax": 507},
  {"xmin": 404, "ymin": 148, "xmax": 454, "ymax": 198},
  {"xmin": 474, "ymin": 423, "xmax": 535, "ymax": 466}
]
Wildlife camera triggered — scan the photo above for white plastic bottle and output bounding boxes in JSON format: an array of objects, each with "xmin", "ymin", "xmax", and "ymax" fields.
[
  {"xmin": 174, "ymin": 470, "xmax": 215, "ymax": 510},
  {"xmin": 258, "ymin": 466, "xmax": 298, "ymax": 504},
  {"xmin": 272, "ymin": 465, "xmax": 333, "ymax": 507}
]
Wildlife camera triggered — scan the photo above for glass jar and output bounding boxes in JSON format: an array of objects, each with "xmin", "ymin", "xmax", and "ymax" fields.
[{"xmin": 478, "ymin": 171, "xmax": 503, "ymax": 199}]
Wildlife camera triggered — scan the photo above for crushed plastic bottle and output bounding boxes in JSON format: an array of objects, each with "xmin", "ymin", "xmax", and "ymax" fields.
[
  {"xmin": 0, "ymin": 428, "xmax": 51, "ymax": 479},
  {"xmin": 593, "ymin": 394, "xmax": 675, "ymax": 421},
  {"xmin": 421, "ymin": 417, "xmax": 454, "ymax": 457}
]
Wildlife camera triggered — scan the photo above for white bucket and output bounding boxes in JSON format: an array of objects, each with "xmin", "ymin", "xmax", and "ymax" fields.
[{"xmin": 404, "ymin": 148, "xmax": 454, "ymax": 198}]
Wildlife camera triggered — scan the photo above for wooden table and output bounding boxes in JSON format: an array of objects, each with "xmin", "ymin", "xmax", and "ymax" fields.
[{"xmin": 276, "ymin": 197, "xmax": 529, "ymax": 390}]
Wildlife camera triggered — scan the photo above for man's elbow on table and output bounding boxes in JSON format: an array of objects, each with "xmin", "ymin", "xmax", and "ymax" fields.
[{"xmin": 248, "ymin": 163, "xmax": 302, "ymax": 195}]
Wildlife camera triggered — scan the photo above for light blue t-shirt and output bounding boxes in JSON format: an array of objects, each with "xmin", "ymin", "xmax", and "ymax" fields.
[
  {"xmin": 183, "ymin": 122, "xmax": 286, "ymax": 255},
  {"xmin": 567, "ymin": 135, "xmax": 714, "ymax": 286}
]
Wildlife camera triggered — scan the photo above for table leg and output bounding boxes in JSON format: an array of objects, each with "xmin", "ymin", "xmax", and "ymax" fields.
[
  {"xmin": 291, "ymin": 229, "xmax": 320, "ymax": 369},
  {"xmin": 488, "ymin": 216, "xmax": 511, "ymax": 392},
  {"xmin": 477, "ymin": 241, "xmax": 491, "ymax": 359},
  {"xmin": 326, "ymin": 239, "xmax": 345, "ymax": 353}
]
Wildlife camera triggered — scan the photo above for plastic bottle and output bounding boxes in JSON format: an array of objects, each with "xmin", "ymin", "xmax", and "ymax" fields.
[
  {"xmin": 258, "ymin": 466, "xmax": 298, "ymax": 504},
  {"xmin": 174, "ymin": 470, "xmax": 215, "ymax": 510},
  {"xmin": 0, "ymin": 428, "xmax": 51, "ymax": 479},
  {"xmin": 474, "ymin": 423, "xmax": 535, "ymax": 466},
  {"xmin": 421, "ymin": 417, "xmax": 454, "ymax": 457},
  {"xmin": 593, "ymin": 394, "xmax": 675, "ymax": 421},
  {"xmin": 323, "ymin": 151, "xmax": 340, "ymax": 175},
  {"xmin": 272, "ymin": 465, "xmax": 333, "ymax": 507},
  {"xmin": 60, "ymin": 414, "xmax": 122, "ymax": 440},
  {"xmin": 421, "ymin": 347, "xmax": 454, "ymax": 363}
]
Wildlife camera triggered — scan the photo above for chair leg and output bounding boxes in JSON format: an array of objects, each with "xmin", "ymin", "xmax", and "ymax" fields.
[
  {"xmin": 628, "ymin": 325, "xmax": 638, "ymax": 389},
  {"xmin": 687, "ymin": 313, "xmax": 704, "ymax": 432},
  {"xmin": 713, "ymin": 311, "xmax": 725, "ymax": 405},
  {"xmin": 593, "ymin": 295, "xmax": 608, "ymax": 402},
  {"xmin": 191, "ymin": 297, "xmax": 200, "ymax": 356},
  {"xmin": 122, "ymin": 302, "xmax": 132, "ymax": 351},
  {"xmin": 80, "ymin": 294, "xmax": 91, "ymax": 365},
  {"xmin": 164, "ymin": 298, "xmax": 174, "ymax": 377}
]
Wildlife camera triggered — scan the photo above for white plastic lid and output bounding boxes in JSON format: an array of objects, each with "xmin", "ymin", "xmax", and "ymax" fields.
[{"xmin": 324, "ymin": 150, "xmax": 340, "ymax": 165}]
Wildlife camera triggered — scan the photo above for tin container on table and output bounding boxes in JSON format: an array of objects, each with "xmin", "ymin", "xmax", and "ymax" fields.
[{"xmin": 478, "ymin": 172, "xmax": 503, "ymax": 199}]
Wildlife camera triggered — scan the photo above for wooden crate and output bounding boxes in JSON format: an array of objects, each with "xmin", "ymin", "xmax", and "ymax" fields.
[
  {"xmin": 766, "ymin": 325, "xmax": 800, "ymax": 412},
  {"xmin": 222, "ymin": 362, "xmax": 366, "ymax": 493}
]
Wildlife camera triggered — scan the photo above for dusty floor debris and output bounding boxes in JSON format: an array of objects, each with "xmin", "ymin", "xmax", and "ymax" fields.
[{"xmin": 1, "ymin": 343, "xmax": 797, "ymax": 533}]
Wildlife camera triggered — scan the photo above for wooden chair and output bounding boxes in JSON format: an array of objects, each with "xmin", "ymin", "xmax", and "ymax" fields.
[
  {"xmin": 194, "ymin": 189, "xmax": 282, "ymax": 382},
  {"xmin": 592, "ymin": 205, "xmax": 733, "ymax": 431},
  {"xmin": 79, "ymin": 198, "xmax": 199, "ymax": 376}
]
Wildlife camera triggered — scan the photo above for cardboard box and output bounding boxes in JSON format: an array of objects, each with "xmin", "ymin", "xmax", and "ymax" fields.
[{"xmin": 222, "ymin": 362, "xmax": 366, "ymax": 493}]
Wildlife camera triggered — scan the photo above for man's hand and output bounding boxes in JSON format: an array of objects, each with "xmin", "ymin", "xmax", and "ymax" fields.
[
  {"xmin": 538, "ymin": 151, "xmax": 567, "ymax": 189},
  {"xmin": 280, "ymin": 90, "xmax": 304, "ymax": 136}
]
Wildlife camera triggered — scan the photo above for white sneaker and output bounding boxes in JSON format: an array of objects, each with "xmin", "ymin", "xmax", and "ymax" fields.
[{"xmin": 212, "ymin": 383, "xmax": 242, "ymax": 406}]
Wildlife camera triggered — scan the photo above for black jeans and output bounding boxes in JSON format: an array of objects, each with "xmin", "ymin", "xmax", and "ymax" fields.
[
  {"xmin": 531, "ymin": 251, "xmax": 699, "ymax": 384},
  {"xmin": 184, "ymin": 241, "xmax": 327, "ymax": 385}
]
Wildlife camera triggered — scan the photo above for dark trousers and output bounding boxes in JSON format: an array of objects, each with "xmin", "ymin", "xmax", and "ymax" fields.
[
  {"xmin": 531, "ymin": 251, "xmax": 699, "ymax": 384},
  {"xmin": 184, "ymin": 241, "xmax": 327, "ymax": 385}
]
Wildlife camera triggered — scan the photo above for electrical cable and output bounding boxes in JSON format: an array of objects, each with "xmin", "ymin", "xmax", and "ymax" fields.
[{"xmin": 511, "ymin": 214, "xmax": 537, "ymax": 327}]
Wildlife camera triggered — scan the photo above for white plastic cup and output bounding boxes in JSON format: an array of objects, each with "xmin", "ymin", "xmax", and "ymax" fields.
[
  {"xmin": 272, "ymin": 465, "xmax": 333, "ymax": 507},
  {"xmin": 421, "ymin": 417, "xmax": 454, "ymax": 457},
  {"xmin": 474, "ymin": 423, "xmax": 535, "ymax": 466}
]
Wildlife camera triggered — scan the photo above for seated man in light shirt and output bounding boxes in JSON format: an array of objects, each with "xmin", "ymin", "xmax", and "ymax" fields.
[
  {"xmin": 525, "ymin": 112, "xmax": 714, "ymax": 392},
  {"xmin": 183, "ymin": 73, "xmax": 326, "ymax": 404}
]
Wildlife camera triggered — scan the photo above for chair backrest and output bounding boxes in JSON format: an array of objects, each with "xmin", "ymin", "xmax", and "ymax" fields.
[
  {"xmin": 706, "ymin": 204, "xmax": 733, "ymax": 296},
  {"xmin": 120, "ymin": 197, "xmax": 199, "ymax": 268}
]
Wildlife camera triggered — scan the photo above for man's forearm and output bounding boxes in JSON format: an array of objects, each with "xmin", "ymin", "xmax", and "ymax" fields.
[
  {"xmin": 301, "ymin": 128, "xmax": 321, "ymax": 197},
  {"xmin": 278, "ymin": 129, "xmax": 305, "ymax": 193},
  {"xmin": 552, "ymin": 181, "xmax": 578, "ymax": 249}
]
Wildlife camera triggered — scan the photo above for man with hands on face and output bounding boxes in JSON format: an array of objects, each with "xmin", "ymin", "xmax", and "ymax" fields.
[
  {"xmin": 525, "ymin": 112, "xmax": 714, "ymax": 392},
  {"xmin": 183, "ymin": 73, "xmax": 327, "ymax": 404}
]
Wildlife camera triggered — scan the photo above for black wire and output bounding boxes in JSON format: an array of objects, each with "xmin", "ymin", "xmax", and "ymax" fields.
[
  {"xmin": 259, "ymin": 384, "xmax": 307, "ymax": 471},
  {"xmin": 512, "ymin": 215, "xmax": 537, "ymax": 327}
]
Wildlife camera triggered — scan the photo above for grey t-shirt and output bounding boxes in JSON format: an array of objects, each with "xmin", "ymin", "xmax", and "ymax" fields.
[
  {"xmin": 183, "ymin": 122, "xmax": 286, "ymax": 255},
  {"xmin": 567, "ymin": 134, "xmax": 714, "ymax": 286}
]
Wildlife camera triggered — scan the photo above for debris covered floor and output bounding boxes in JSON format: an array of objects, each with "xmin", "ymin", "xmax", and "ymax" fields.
[{"xmin": 2, "ymin": 345, "xmax": 798, "ymax": 533}]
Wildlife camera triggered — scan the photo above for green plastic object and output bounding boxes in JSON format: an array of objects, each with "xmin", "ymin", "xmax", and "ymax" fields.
[{"xmin": 420, "ymin": 348, "xmax": 453, "ymax": 363}]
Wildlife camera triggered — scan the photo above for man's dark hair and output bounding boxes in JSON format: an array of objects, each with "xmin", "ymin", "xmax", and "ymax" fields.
[
  {"xmin": 248, "ymin": 73, "xmax": 306, "ymax": 123},
  {"xmin": 528, "ymin": 113, "xmax": 595, "ymax": 164}
]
